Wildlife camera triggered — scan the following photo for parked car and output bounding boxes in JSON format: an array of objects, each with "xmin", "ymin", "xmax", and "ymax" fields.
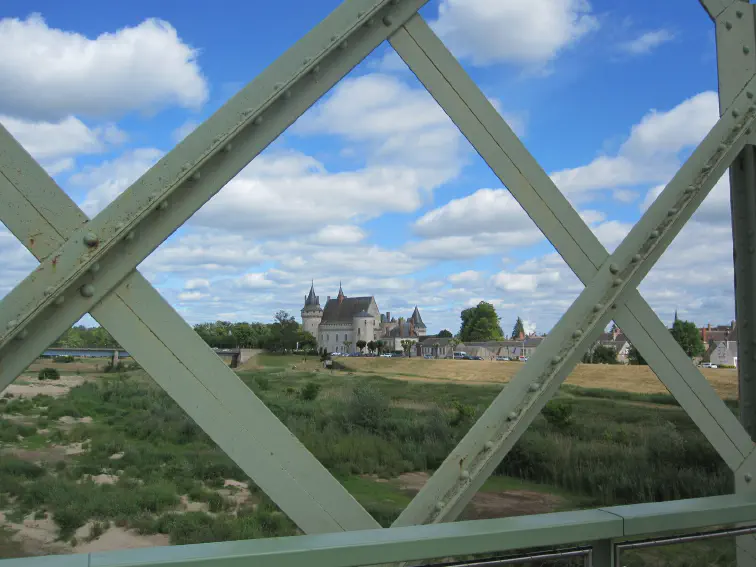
[
  {"xmin": 700, "ymin": 362, "xmax": 718, "ymax": 369},
  {"xmin": 496, "ymin": 356, "xmax": 510, "ymax": 361}
]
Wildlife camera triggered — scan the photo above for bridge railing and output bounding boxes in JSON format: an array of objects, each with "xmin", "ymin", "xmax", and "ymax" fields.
[{"xmin": 0, "ymin": 493, "xmax": 753, "ymax": 567}]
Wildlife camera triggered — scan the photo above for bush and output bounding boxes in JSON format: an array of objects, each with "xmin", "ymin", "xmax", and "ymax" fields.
[
  {"xmin": 254, "ymin": 376, "xmax": 270, "ymax": 391},
  {"xmin": 300, "ymin": 382, "xmax": 321, "ymax": 401},
  {"xmin": 347, "ymin": 384, "xmax": 389, "ymax": 431},
  {"xmin": 542, "ymin": 399, "xmax": 573, "ymax": 428},
  {"xmin": 37, "ymin": 368, "xmax": 60, "ymax": 381}
]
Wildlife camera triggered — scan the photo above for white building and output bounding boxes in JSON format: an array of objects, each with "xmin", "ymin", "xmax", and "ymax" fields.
[{"xmin": 301, "ymin": 282, "xmax": 426, "ymax": 354}]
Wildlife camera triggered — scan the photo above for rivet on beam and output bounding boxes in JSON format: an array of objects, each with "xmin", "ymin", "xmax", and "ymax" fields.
[
  {"xmin": 80, "ymin": 284, "xmax": 95, "ymax": 298},
  {"xmin": 459, "ymin": 470, "xmax": 470, "ymax": 480},
  {"xmin": 192, "ymin": 172, "xmax": 201, "ymax": 181},
  {"xmin": 726, "ymin": 21, "xmax": 733, "ymax": 30},
  {"xmin": 224, "ymin": 144, "xmax": 233, "ymax": 152},
  {"xmin": 435, "ymin": 501, "xmax": 445, "ymax": 511},
  {"xmin": 551, "ymin": 356, "xmax": 561, "ymax": 365},
  {"xmin": 254, "ymin": 116, "xmax": 264, "ymax": 125},
  {"xmin": 483, "ymin": 441, "xmax": 493, "ymax": 451},
  {"xmin": 383, "ymin": 16, "xmax": 393, "ymax": 26},
  {"xmin": 744, "ymin": 46, "xmax": 751, "ymax": 54},
  {"xmin": 733, "ymin": 110, "xmax": 740, "ymax": 119},
  {"xmin": 6, "ymin": 320, "xmax": 17, "ymax": 330},
  {"xmin": 14, "ymin": 329, "xmax": 28, "ymax": 341},
  {"xmin": 44, "ymin": 286, "xmax": 54, "ymax": 296},
  {"xmin": 684, "ymin": 186, "xmax": 695, "ymax": 195},
  {"xmin": 748, "ymin": 92, "xmax": 754, "ymax": 100},
  {"xmin": 83, "ymin": 232, "xmax": 99, "ymax": 247},
  {"xmin": 89, "ymin": 263, "xmax": 101, "ymax": 274},
  {"xmin": 339, "ymin": 41, "xmax": 348, "ymax": 50},
  {"xmin": 158, "ymin": 200, "xmax": 169, "ymax": 211},
  {"xmin": 667, "ymin": 208, "xmax": 677, "ymax": 217},
  {"xmin": 572, "ymin": 330, "xmax": 583, "ymax": 339},
  {"xmin": 593, "ymin": 304, "xmax": 603, "ymax": 312},
  {"xmin": 737, "ymin": 10, "xmax": 744, "ymax": 18},
  {"xmin": 649, "ymin": 230, "xmax": 659, "ymax": 239},
  {"xmin": 125, "ymin": 232, "xmax": 135, "ymax": 242},
  {"xmin": 609, "ymin": 263, "xmax": 619, "ymax": 274},
  {"xmin": 612, "ymin": 278, "xmax": 623, "ymax": 287},
  {"xmin": 529, "ymin": 383, "xmax": 540, "ymax": 392},
  {"xmin": 746, "ymin": 473, "xmax": 753, "ymax": 483},
  {"xmin": 54, "ymin": 296, "xmax": 65, "ymax": 306},
  {"xmin": 507, "ymin": 411, "xmax": 518, "ymax": 420}
]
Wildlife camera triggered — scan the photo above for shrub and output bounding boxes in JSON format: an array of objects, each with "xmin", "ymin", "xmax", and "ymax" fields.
[
  {"xmin": 254, "ymin": 376, "xmax": 270, "ymax": 391},
  {"xmin": 300, "ymin": 382, "xmax": 321, "ymax": 401},
  {"xmin": 542, "ymin": 399, "xmax": 573, "ymax": 428},
  {"xmin": 38, "ymin": 367, "xmax": 60, "ymax": 381},
  {"xmin": 450, "ymin": 401, "xmax": 475, "ymax": 427},
  {"xmin": 347, "ymin": 384, "xmax": 389, "ymax": 431}
]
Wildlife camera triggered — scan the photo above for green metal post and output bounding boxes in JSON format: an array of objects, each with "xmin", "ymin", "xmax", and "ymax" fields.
[{"xmin": 706, "ymin": 1, "xmax": 756, "ymax": 564}]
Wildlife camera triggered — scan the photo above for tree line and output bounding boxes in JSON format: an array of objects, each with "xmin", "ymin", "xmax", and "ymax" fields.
[{"xmin": 446, "ymin": 301, "xmax": 705, "ymax": 365}]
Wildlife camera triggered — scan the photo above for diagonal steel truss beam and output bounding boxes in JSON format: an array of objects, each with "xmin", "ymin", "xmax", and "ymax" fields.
[
  {"xmin": 0, "ymin": 124, "xmax": 380, "ymax": 534},
  {"xmin": 0, "ymin": 0, "xmax": 430, "ymax": 386},
  {"xmin": 388, "ymin": 16, "xmax": 756, "ymax": 527}
]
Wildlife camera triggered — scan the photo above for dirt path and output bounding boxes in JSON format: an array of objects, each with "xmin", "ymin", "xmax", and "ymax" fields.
[
  {"xmin": 394, "ymin": 472, "xmax": 564, "ymax": 520},
  {"xmin": 4, "ymin": 375, "xmax": 92, "ymax": 399}
]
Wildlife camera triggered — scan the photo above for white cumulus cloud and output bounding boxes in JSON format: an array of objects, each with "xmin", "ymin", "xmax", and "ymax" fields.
[{"xmin": 0, "ymin": 14, "xmax": 208, "ymax": 120}]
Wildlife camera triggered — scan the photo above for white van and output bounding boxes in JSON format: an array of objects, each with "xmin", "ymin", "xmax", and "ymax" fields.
[{"xmin": 700, "ymin": 362, "xmax": 717, "ymax": 369}]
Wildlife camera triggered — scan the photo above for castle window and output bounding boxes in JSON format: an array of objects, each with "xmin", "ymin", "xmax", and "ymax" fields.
[
  {"xmin": 336, "ymin": 334, "xmax": 339, "ymax": 342},
  {"xmin": 327, "ymin": 334, "xmax": 329, "ymax": 341},
  {"xmin": 358, "ymin": 328, "xmax": 360, "ymax": 336}
]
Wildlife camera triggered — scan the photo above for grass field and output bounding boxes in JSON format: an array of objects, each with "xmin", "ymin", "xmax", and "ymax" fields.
[
  {"xmin": 0, "ymin": 353, "xmax": 742, "ymax": 565},
  {"xmin": 323, "ymin": 355, "xmax": 739, "ymax": 399}
]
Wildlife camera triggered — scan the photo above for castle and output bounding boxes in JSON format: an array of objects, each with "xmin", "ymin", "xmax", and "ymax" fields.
[{"xmin": 301, "ymin": 282, "xmax": 426, "ymax": 354}]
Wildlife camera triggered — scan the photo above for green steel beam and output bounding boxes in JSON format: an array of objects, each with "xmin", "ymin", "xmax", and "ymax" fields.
[
  {"xmin": 0, "ymin": 494, "xmax": 754, "ymax": 567},
  {"xmin": 390, "ymin": 65, "xmax": 756, "ymax": 527},
  {"xmin": 700, "ymin": 0, "xmax": 745, "ymax": 21},
  {"xmin": 710, "ymin": 3, "xmax": 756, "ymax": 565},
  {"xmin": 389, "ymin": 15, "xmax": 754, "ymax": 483},
  {"xmin": 0, "ymin": 0, "xmax": 430, "ymax": 386},
  {"xmin": 0, "ymin": 123, "xmax": 379, "ymax": 534}
]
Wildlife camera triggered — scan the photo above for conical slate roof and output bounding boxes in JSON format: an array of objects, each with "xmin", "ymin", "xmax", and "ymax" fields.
[
  {"xmin": 303, "ymin": 281, "xmax": 321, "ymax": 311},
  {"xmin": 410, "ymin": 306, "xmax": 426, "ymax": 328}
]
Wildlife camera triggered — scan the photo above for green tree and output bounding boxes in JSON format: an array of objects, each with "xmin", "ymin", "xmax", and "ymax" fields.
[
  {"xmin": 432, "ymin": 342, "xmax": 441, "ymax": 359},
  {"xmin": 366, "ymin": 340, "xmax": 377, "ymax": 354},
  {"xmin": 343, "ymin": 340, "xmax": 352, "ymax": 353},
  {"xmin": 356, "ymin": 340, "xmax": 367, "ymax": 353},
  {"xmin": 582, "ymin": 344, "xmax": 618, "ymax": 364},
  {"xmin": 628, "ymin": 344, "xmax": 647, "ymax": 365},
  {"xmin": 449, "ymin": 337, "xmax": 461, "ymax": 358},
  {"xmin": 438, "ymin": 329, "xmax": 453, "ymax": 338},
  {"xmin": 459, "ymin": 302, "xmax": 505, "ymax": 342},
  {"xmin": 671, "ymin": 319, "xmax": 705, "ymax": 358},
  {"xmin": 511, "ymin": 316, "xmax": 525, "ymax": 340},
  {"xmin": 400, "ymin": 339, "xmax": 414, "ymax": 356}
]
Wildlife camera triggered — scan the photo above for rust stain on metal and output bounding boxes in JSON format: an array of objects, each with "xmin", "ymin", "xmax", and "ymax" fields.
[{"xmin": 51, "ymin": 255, "xmax": 60, "ymax": 271}]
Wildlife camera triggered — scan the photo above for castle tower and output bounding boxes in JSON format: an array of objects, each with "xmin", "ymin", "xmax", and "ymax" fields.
[
  {"xmin": 410, "ymin": 306, "xmax": 427, "ymax": 337},
  {"xmin": 301, "ymin": 281, "xmax": 323, "ymax": 338},
  {"xmin": 353, "ymin": 310, "xmax": 376, "ymax": 350}
]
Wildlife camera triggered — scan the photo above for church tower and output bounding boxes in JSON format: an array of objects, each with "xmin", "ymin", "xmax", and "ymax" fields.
[{"xmin": 301, "ymin": 281, "xmax": 323, "ymax": 338}]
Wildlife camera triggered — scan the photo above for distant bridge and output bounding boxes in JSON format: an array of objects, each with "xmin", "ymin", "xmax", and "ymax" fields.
[{"xmin": 42, "ymin": 347, "xmax": 260, "ymax": 368}]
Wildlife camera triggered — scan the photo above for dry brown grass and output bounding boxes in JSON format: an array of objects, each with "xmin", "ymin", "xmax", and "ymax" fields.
[{"xmin": 339, "ymin": 358, "xmax": 739, "ymax": 400}]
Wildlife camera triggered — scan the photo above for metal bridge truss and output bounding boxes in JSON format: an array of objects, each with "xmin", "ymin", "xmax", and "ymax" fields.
[{"xmin": 1, "ymin": 0, "xmax": 756, "ymax": 565}]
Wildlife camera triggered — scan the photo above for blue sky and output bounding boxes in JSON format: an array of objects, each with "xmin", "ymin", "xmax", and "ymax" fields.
[{"xmin": 0, "ymin": 0, "xmax": 737, "ymax": 336}]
